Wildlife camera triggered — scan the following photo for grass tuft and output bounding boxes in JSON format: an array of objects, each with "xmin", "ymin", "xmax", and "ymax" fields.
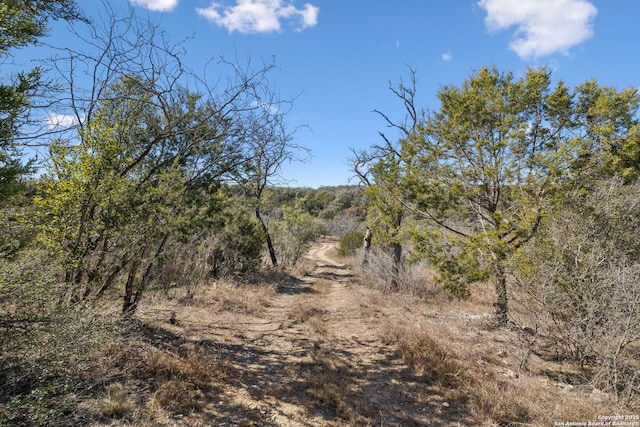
[
  {"xmin": 382, "ymin": 323, "xmax": 463, "ymax": 388},
  {"xmin": 101, "ymin": 383, "xmax": 134, "ymax": 418}
]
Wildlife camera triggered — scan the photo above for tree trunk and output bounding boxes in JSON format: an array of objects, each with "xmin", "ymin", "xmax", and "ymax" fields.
[
  {"xmin": 122, "ymin": 256, "xmax": 142, "ymax": 314},
  {"xmin": 121, "ymin": 234, "xmax": 168, "ymax": 315},
  {"xmin": 390, "ymin": 241, "xmax": 402, "ymax": 289},
  {"xmin": 122, "ymin": 240, "xmax": 149, "ymax": 314},
  {"xmin": 256, "ymin": 208, "xmax": 278, "ymax": 267},
  {"xmin": 362, "ymin": 227, "xmax": 372, "ymax": 266},
  {"xmin": 134, "ymin": 234, "xmax": 169, "ymax": 307},
  {"xmin": 493, "ymin": 262, "xmax": 509, "ymax": 327},
  {"xmin": 390, "ymin": 213, "xmax": 403, "ymax": 289}
]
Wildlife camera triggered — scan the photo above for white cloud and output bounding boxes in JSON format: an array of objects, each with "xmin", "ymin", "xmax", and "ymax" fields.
[
  {"xmin": 478, "ymin": 0, "xmax": 597, "ymax": 59},
  {"xmin": 129, "ymin": 0, "xmax": 179, "ymax": 12},
  {"xmin": 196, "ymin": 0, "xmax": 319, "ymax": 34},
  {"xmin": 296, "ymin": 2, "xmax": 319, "ymax": 29},
  {"xmin": 441, "ymin": 52, "xmax": 453, "ymax": 62},
  {"xmin": 46, "ymin": 113, "xmax": 80, "ymax": 130}
]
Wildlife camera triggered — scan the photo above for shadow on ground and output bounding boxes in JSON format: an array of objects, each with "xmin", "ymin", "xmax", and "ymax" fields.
[{"xmin": 104, "ymin": 301, "xmax": 475, "ymax": 426}]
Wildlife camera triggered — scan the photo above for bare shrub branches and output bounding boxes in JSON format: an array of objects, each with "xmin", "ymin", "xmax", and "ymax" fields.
[
  {"xmin": 358, "ymin": 248, "xmax": 432, "ymax": 297},
  {"xmin": 512, "ymin": 178, "xmax": 640, "ymax": 402}
]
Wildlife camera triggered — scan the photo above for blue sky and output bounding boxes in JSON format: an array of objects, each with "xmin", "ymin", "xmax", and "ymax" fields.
[{"xmin": 25, "ymin": 0, "xmax": 640, "ymax": 188}]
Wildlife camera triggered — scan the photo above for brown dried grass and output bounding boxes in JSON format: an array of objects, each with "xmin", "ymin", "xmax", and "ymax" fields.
[
  {"xmin": 100, "ymin": 383, "xmax": 134, "ymax": 419},
  {"xmin": 299, "ymin": 347, "xmax": 371, "ymax": 425},
  {"xmin": 377, "ymin": 304, "xmax": 622, "ymax": 426}
]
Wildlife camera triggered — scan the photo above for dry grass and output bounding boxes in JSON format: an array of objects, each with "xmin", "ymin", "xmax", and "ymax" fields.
[
  {"xmin": 380, "ymin": 322, "xmax": 549, "ymax": 425},
  {"xmin": 287, "ymin": 288, "xmax": 330, "ymax": 335},
  {"xmin": 287, "ymin": 297, "xmax": 324, "ymax": 320},
  {"xmin": 287, "ymin": 279, "xmax": 330, "ymax": 325},
  {"xmin": 149, "ymin": 379, "xmax": 205, "ymax": 413},
  {"xmin": 155, "ymin": 252, "xmax": 638, "ymax": 425},
  {"xmin": 3, "ymin": 245, "xmax": 636, "ymax": 426},
  {"xmin": 381, "ymin": 323, "xmax": 464, "ymax": 389},
  {"xmin": 374, "ymin": 279, "xmax": 629, "ymax": 426},
  {"xmin": 80, "ymin": 328, "xmax": 234, "ymax": 425},
  {"xmin": 100, "ymin": 383, "xmax": 134, "ymax": 418},
  {"xmin": 297, "ymin": 347, "xmax": 372, "ymax": 425},
  {"xmin": 292, "ymin": 256, "xmax": 317, "ymax": 277},
  {"xmin": 146, "ymin": 281, "xmax": 279, "ymax": 316},
  {"xmin": 144, "ymin": 345, "xmax": 229, "ymax": 387},
  {"xmin": 208, "ymin": 283, "xmax": 278, "ymax": 314},
  {"xmin": 465, "ymin": 374, "xmax": 533, "ymax": 425}
]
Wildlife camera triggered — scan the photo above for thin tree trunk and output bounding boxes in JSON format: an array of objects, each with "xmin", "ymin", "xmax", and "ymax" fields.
[
  {"xmin": 122, "ymin": 241, "xmax": 149, "ymax": 314},
  {"xmin": 256, "ymin": 208, "xmax": 278, "ymax": 267},
  {"xmin": 362, "ymin": 227, "xmax": 372, "ymax": 266},
  {"xmin": 96, "ymin": 265, "xmax": 122, "ymax": 298},
  {"xmin": 390, "ymin": 213, "xmax": 403, "ymax": 289},
  {"xmin": 133, "ymin": 234, "xmax": 169, "ymax": 308},
  {"xmin": 96, "ymin": 250, "xmax": 135, "ymax": 298},
  {"xmin": 390, "ymin": 241, "xmax": 402, "ymax": 289},
  {"xmin": 493, "ymin": 262, "xmax": 508, "ymax": 327},
  {"xmin": 122, "ymin": 256, "xmax": 142, "ymax": 314}
]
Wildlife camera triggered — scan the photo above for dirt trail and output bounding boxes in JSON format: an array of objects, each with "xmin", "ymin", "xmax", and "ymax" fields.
[
  {"xmin": 187, "ymin": 237, "xmax": 475, "ymax": 426},
  {"xmin": 133, "ymin": 237, "xmax": 625, "ymax": 426},
  {"xmin": 136, "ymin": 238, "xmax": 476, "ymax": 426}
]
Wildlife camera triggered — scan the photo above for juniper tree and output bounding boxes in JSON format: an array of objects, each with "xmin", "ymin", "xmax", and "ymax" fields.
[{"xmin": 367, "ymin": 66, "xmax": 639, "ymax": 326}]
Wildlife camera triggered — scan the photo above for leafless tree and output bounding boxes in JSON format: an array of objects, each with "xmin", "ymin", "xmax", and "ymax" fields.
[
  {"xmin": 348, "ymin": 67, "xmax": 425, "ymax": 285},
  {"xmin": 228, "ymin": 80, "xmax": 310, "ymax": 267}
]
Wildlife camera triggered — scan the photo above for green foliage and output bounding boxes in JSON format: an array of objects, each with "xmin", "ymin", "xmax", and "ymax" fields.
[
  {"xmin": 300, "ymin": 189, "xmax": 334, "ymax": 216},
  {"xmin": 405, "ymin": 67, "xmax": 567, "ymax": 245},
  {"xmin": 0, "ymin": 0, "xmax": 84, "ymax": 202},
  {"xmin": 33, "ymin": 74, "xmax": 233, "ymax": 308},
  {"xmin": 320, "ymin": 187, "xmax": 367, "ymax": 220},
  {"xmin": 349, "ymin": 63, "xmax": 639, "ymax": 323},
  {"xmin": 0, "ymin": 185, "xmax": 36, "ymax": 258},
  {"xmin": 154, "ymin": 198, "xmax": 264, "ymax": 291},
  {"xmin": 0, "ymin": 67, "xmax": 39, "ymax": 199},
  {"xmin": 0, "ymin": 306, "xmax": 120, "ymax": 426},
  {"xmin": 364, "ymin": 154, "xmax": 405, "ymax": 249},
  {"xmin": 365, "ymin": 65, "xmax": 639, "ymax": 323},
  {"xmin": 209, "ymin": 201, "xmax": 265, "ymax": 278},
  {"xmin": 0, "ymin": 248, "xmax": 62, "ymax": 321},
  {"xmin": 270, "ymin": 205, "xmax": 324, "ymax": 266},
  {"xmin": 360, "ymin": 152, "xmax": 407, "ymax": 291},
  {"xmin": 570, "ymin": 80, "xmax": 640, "ymax": 181},
  {"xmin": 0, "ymin": 245, "xmax": 104, "ymax": 425},
  {"xmin": 0, "ymin": 0, "xmax": 84, "ymax": 53},
  {"xmin": 337, "ymin": 230, "xmax": 365, "ymax": 257}
]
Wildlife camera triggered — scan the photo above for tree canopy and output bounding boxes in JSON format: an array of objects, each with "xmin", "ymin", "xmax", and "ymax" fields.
[
  {"xmin": 360, "ymin": 66, "xmax": 640, "ymax": 325},
  {"xmin": 0, "ymin": 0, "xmax": 85, "ymax": 200}
]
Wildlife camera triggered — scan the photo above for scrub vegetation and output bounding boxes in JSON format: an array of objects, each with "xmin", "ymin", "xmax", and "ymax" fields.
[{"xmin": 2, "ymin": 2, "xmax": 640, "ymax": 425}]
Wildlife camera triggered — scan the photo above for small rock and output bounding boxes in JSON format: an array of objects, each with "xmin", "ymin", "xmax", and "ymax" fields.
[
  {"xmin": 442, "ymin": 402, "xmax": 450, "ymax": 407},
  {"xmin": 504, "ymin": 369, "xmax": 518, "ymax": 379},
  {"xmin": 557, "ymin": 383, "xmax": 574, "ymax": 391}
]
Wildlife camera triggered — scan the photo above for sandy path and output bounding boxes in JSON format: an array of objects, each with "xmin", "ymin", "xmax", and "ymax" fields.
[
  {"xmin": 130, "ymin": 235, "xmax": 630, "ymax": 427},
  {"xmin": 232, "ymin": 237, "xmax": 475, "ymax": 426},
  {"xmin": 142, "ymin": 238, "xmax": 475, "ymax": 426}
]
